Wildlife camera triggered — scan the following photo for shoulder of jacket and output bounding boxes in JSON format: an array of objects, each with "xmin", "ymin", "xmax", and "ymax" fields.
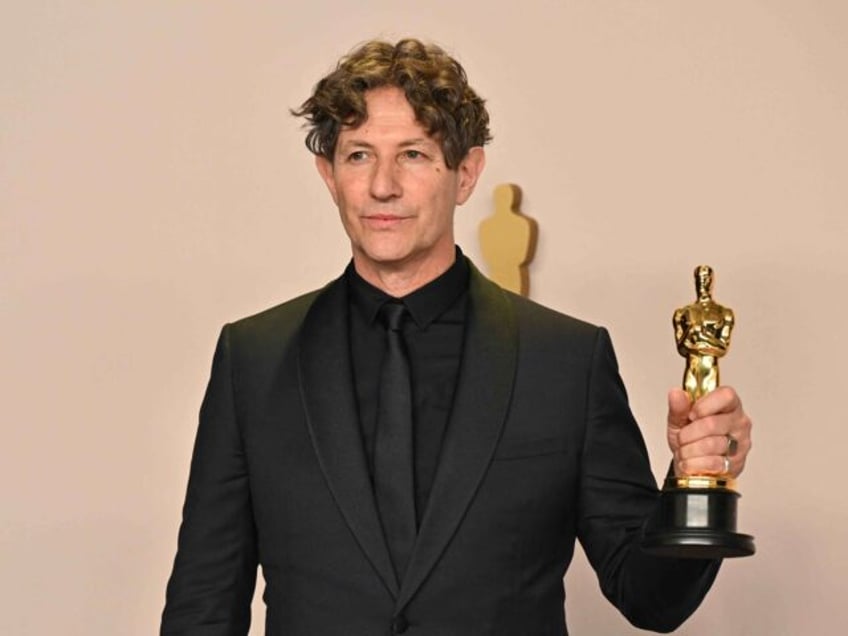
[
  {"xmin": 498, "ymin": 287, "xmax": 602, "ymax": 339},
  {"xmin": 222, "ymin": 277, "xmax": 341, "ymax": 347},
  {"xmin": 466, "ymin": 260, "xmax": 601, "ymax": 336}
]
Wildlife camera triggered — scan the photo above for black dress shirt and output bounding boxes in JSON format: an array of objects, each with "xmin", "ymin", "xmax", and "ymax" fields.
[{"xmin": 346, "ymin": 248, "xmax": 469, "ymax": 524}]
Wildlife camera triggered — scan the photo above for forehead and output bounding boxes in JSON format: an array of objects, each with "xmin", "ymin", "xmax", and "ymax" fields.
[
  {"xmin": 363, "ymin": 86, "xmax": 415, "ymax": 118},
  {"xmin": 337, "ymin": 87, "xmax": 437, "ymax": 146}
]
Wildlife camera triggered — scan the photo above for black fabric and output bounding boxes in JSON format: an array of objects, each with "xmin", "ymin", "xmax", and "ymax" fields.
[
  {"xmin": 374, "ymin": 302, "xmax": 417, "ymax": 579},
  {"xmin": 161, "ymin": 262, "xmax": 721, "ymax": 636},
  {"xmin": 347, "ymin": 250, "xmax": 468, "ymax": 521}
]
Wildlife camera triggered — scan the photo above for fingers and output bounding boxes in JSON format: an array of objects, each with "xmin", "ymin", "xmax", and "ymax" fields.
[
  {"xmin": 676, "ymin": 433, "xmax": 735, "ymax": 461},
  {"xmin": 688, "ymin": 385, "xmax": 741, "ymax": 420},
  {"xmin": 675, "ymin": 442, "xmax": 749, "ymax": 478},
  {"xmin": 676, "ymin": 386, "xmax": 749, "ymax": 443},
  {"xmin": 669, "ymin": 385, "xmax": 752, "ymax": 478},
  {"xmin": 677, "ymin": 411, "xmax": 739, "ymax": 446},
  {"xmin": 676, "ymin": 452, "xmax": 741, "ymax": 477},
  {"xmin": 675, "ymin": 433, "xmax": 745, "ymax": 475},
  {"xmin": 666, "ymin": 388, "xmax": 692, "ymax": 430}
]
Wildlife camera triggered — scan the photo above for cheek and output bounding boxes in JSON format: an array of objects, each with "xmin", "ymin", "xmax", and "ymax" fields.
[
  {"xmin": 334, "ymin": 185, "xmax": 360, "ymax": 215},
  {"xmin": 431, "ymin": 180, "xmax": 460, "ymax": 215}
]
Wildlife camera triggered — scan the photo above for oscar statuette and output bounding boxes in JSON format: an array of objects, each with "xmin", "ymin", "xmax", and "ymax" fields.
[{"xmin": 642, "ymin": 266, "xmax": 755, "ymax": 558}]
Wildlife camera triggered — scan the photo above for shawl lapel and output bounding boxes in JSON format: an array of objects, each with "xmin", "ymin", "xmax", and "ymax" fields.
[
  {"xmin": 395, "ymin": 266, "xmax": 519, "ymax": 612},
  {"xmin": 297, "ymin": 276, "xmax": 399, "ymax": 598}
]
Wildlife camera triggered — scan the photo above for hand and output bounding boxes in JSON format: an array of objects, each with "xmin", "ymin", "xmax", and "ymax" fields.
[{"xmin": 666, "ymin": 386, "xmax": 752, "ymax": 478}]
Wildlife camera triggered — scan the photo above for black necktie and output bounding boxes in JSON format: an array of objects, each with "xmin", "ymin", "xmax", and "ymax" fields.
[{"xmin": 375, "ymin": 302, "xmax": 417, "ymax": 580}]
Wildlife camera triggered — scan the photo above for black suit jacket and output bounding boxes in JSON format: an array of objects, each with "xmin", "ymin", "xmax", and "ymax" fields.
[{"xmin": 162, "ymin": 264, "xmax": 718, "ymax": 635}]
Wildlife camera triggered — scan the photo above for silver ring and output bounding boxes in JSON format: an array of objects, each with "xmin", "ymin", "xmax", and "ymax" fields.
[
  {"xmin": 726, "ymin": 435, "xmax": 739, "ymax": 457},
  {"xmin": 722, "ymin": 455, "xmax": 731, "ymax": 474}
]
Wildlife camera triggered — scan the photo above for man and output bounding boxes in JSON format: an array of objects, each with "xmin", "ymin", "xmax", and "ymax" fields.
[{"xmin": 162, "ymin": 39, "xmax": 752, "ymax": 635}]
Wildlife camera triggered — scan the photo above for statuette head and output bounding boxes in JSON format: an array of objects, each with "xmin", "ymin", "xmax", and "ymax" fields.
[{"xmin": 694, "ymin": 265, "xmax": 714, "ymax": 299}]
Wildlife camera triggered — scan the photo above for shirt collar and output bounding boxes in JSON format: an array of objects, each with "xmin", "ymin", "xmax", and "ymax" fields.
[{"xmin": 346, "ymin": 246, "xmax": 469, "ymax": 329}]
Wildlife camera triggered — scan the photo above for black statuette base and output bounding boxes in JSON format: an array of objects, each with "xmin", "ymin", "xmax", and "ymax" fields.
[{"xmin": 642, "ymin": 487, "xmax": 755, "ymax": 559}]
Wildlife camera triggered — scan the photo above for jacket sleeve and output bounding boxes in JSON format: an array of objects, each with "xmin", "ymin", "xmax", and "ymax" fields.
[
  {"xmin": 577, "ymin": 327, "xmax": 720, "ymax": 633},
  {"xmin": 161, "ymin": 325, "xmax": 258, "ymax": 636}
]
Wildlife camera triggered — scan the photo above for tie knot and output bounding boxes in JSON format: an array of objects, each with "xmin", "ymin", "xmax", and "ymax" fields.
[{"xmin": 379, "ymin": 302, "xmax": 407, "ymax": 332}]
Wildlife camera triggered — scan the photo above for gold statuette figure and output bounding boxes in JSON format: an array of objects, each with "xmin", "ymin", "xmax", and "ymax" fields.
[
  {"xmin": 673, "ymin": 266, "xmax": 735, "ymax": 487},
  {"xmin": 642, "ymin": 264, "xmax": 755, "ymax": 558},
  {"xmin": 479, "ymin": 183, "xmax": 537, "ymax": 297},
  {"xmin": 674, "ymin": 265, "xmax": 734, "ymax": 402}
]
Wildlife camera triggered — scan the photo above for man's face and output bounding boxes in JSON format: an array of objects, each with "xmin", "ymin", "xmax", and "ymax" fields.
[{"xmin": 316, "ymin": 86, "xmax": 485, "ymax": 284}]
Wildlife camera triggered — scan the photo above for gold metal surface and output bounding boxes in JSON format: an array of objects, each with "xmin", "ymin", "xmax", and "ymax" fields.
[
  {"xmin": 665, "ymin": 476, "xmax": 736, "ymax": 490},
  {"xmin": 673, "ymin": 265, "xmax": 736, "ymax": 486},
  {"xmin": 673, "ymin": 265, "xmax": 734, "ymax": 402}
]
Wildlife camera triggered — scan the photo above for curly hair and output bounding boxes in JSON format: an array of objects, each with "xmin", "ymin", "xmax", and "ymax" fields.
[{"xmin": 292, "ymin": 39, "xmax": 492, "ymax": 170}]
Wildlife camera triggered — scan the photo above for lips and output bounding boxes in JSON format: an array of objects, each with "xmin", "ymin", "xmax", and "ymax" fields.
[
  {"xmin": 364, "ymin": 214, "xmax": 408, "ymax": 221},
  {"xmin": 361, "ymin": 214, "xmax": 413, "ymax": 229}
]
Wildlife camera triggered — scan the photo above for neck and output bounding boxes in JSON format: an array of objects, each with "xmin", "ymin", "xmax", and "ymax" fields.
[{"xmin": 353, "ymin": 249, "xmax": 456, "ymax": 298}]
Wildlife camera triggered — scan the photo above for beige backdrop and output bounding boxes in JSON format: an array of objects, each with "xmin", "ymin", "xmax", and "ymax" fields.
[{"xmin": 3, "ymin": 1, "xmax": 846, "ymax": 634}]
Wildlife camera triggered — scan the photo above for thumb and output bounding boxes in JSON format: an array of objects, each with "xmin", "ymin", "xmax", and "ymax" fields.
[{"xmin": 667, "ymin": 388, "xmax": 692, "ymax": 430}]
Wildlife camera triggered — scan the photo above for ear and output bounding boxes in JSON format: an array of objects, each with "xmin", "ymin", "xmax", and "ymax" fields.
[
  {"xmin": 454, "ymin": 146, "xmax": 486, "ymax": 206},
  {"xmin": 315, "ymin": 154, "xmax": 339, "ymax": 205}
]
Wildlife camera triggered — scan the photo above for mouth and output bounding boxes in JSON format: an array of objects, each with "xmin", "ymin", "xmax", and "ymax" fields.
[
  {"xmin": 361, "ymin": 214, "xmax": 412, "ymax": 228},
  {"xmin": 363, "ymin": 214, "xmax": 409, "ymax": 221}
]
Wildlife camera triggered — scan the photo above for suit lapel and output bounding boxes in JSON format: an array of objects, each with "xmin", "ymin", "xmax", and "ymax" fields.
[
  {"xmin": 395, "ymin": 267, "xmax": 519, "ymax": 611},
  {"xmin": 298, "ymin": 276, "xmax": 399, "ymax": 598}
]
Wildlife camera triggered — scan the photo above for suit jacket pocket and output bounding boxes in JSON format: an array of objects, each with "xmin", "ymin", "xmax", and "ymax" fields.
[{"xmin": 493, "ymin": 436, "xmax": 566, "ymax": 460}]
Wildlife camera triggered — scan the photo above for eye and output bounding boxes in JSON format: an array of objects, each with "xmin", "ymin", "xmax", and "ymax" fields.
[
  {"xmin": 402, "ymin": 149, "xmax": 426, "ymax": 161},
  {"xmin": 347, "ymin": 150, "xmax": 369, "ymax": 162}
]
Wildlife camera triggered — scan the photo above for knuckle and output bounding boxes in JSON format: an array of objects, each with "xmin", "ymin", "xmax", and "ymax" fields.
[{"xmin": 715, "ymin": 385, "xmax": 735, "ymax": 408}]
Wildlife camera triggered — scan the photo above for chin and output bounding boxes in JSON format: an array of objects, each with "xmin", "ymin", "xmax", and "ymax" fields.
[
  {"xmin": 356, "ymin": 241, "xmax": 416, "ymax": 266},
  {"xmin": 362, "ymin": 252, "xmax": 416, "ymax": 269}
]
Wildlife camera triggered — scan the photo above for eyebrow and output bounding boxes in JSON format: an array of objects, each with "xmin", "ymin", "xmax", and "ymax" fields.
[
  {"xmin": 398, "ymin": 138, "xmax": 432, "ymax": 147},
  {"xmin": 338, "ymin": 137, "xmax": 435, "ymax": 150},
  {"xmin": 339, "ymin": 140, "xmax": 373, "ymax": 149}
]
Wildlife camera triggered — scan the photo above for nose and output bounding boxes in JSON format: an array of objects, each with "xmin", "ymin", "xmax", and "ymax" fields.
[{"xmin": 369, "ymin": 156, "xmax": 402, "ymax": 200}]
